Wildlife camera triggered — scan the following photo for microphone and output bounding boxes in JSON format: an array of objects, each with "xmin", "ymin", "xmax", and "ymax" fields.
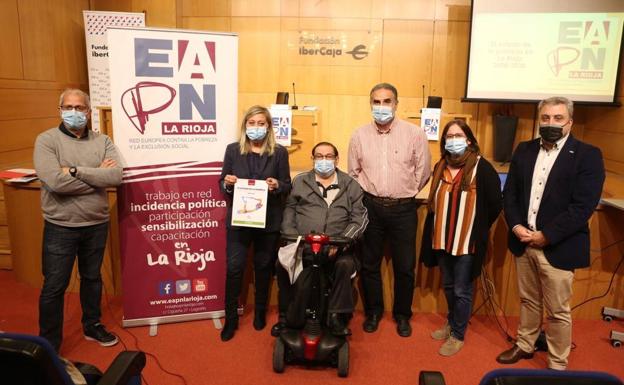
[
  {"xmin": 422, "ymin": 84, "xmax": 425, "ymax": 112},
  {"xmin": 291, "ymin": 82, "xmax": 299, "ymax": 110}
]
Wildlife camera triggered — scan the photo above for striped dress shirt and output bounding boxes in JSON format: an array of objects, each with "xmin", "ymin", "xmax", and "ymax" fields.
[{"xmin": 348, "ymin": 118, "xmax": 431, "ymax": 198}]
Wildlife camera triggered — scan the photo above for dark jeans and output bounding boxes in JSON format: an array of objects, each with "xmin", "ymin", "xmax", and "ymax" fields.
[
  {"xmin": 224, "ymin": 228, "xmax": 279, "ymax": 321},
  {"xmin": 276, "ymin": 252, "xmax": 357, "ymax": 315},
  {"xmin": 360, "ymin": 197, "xmax": 418, "ymax": 320},
  {"xmin": 39, "ymin": 220, "xmax": 109, "ymax": 351},
  {"xmin": 438, "ymin": 252, "xmax": 475, "ymax": 341}
]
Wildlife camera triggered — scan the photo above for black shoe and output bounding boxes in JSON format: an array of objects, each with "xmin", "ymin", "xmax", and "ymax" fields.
[
  {"xmin": 396, "ymin": 317, "xmax": 412, "ymax": 337},
  {"xmin": 271, "ymin": 319, "xmax": 286, "ymax": 337},
  {"xmin": 253, "ymin": 310, "xmax": 266, "ymax": 331},
  {"xmin": 496, "ymin": 345, "xmax": 534, "ymax": 364},
  {"xmin": 220, "ymin": 319, "xmax": 238, "ymax": 341},
  {"xmin": 328, "ymin": 313, "xmax": 351, "ymax": 336},
  {"xmin": 363, "ymin": 314, "xmax": 381, "ymax": 333},
  {"xmin": 84, "ymin": 323, "xmax": 118, "ymax": 347}
]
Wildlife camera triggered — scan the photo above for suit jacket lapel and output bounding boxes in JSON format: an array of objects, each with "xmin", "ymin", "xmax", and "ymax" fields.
[
  {"xmin": 542, "ymin": 135, "xmax": 577, "ymax": 203},
  {"xmin": 524, "ymin": 140, "xmax": 541, "ymax": 208}
]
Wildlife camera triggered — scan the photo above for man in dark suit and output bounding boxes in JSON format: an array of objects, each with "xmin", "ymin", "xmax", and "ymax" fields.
[{"xmin": 496, "ymin": 96, "xmax": 605, "ymax": 370}]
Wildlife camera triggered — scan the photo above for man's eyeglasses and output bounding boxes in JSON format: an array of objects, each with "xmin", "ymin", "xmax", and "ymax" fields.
[
  {"xmin": 60, "ymin": 105, "xmax": 89, "ymax": 113},
  {"xmin": 313, "ymin": 154, "xmax": 337, "ymax": 161}
]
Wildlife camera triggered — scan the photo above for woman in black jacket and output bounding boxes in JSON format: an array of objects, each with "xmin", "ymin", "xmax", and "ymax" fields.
[
  {"xmin": 219, "ymin": 105, "xmax": 291, "ymax": 341},
  {"xmin": 421, "ymin": 119, "xmax": 502, "ymax": 356}
]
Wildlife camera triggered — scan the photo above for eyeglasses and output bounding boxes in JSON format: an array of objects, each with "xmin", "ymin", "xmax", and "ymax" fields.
[
  {"xmin": 60, "ymin": 105, "xmax": 89, "ymax": 113},
  {"xmin": 313, "ymin": 154, "xmax": 337, "ymax": 161},
  {"xmin": 445, "ymin": 134, "xmax": 466, "ymax": 140}
]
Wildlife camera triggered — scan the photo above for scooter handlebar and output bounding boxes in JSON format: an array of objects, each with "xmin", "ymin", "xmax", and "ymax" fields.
[{"xmin": 281, "ymin": 233, "xmax": 353, "ymax": 246}]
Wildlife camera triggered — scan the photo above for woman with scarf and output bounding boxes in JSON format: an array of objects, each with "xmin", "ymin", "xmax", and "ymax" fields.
[{"xmin": 421, "ymin": 119, "xmax": 502, "ymax": 356}]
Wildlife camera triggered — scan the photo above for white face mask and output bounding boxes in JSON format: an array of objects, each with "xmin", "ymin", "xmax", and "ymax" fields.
[
  {"xmin": 246, "ymin": 126, "xmax": 267, "ymax": 141},
  {"xmin": 371, "ymin": 105, "xmax": 394, "ymax": 124},
  {"xmin": 445, "ymin": 137, "xmax": 468, "ymax": 156},
  {"xmin": 61, "ymin": 109, "xmax": 88, "ymax": 130}
]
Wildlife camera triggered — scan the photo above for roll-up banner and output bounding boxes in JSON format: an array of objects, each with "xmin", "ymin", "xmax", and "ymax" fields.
[
  {"xmin": 83, "ymin": 11, "xmax": 145, "ymax": 131},
  {"xmin": 108, "ymin": 27, "xmax": 238, "ymax": 327}
]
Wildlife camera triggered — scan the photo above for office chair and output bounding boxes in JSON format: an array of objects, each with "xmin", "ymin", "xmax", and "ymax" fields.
[
  {"xmin": 477, "ymin": 368, "xmax": 623, "ymax": 385},
  {"xmin": 276, "ymin": 92, "xmax": 289, "ymax": 105},
  {"xmin": 0, "ymin": 332, "xmax": 146, "ymax": 385},
  {"xmin": 427, "ymin": 96, "xmax": 443, "ymax": 109},
  {"xmin": 419, "ymin": 368, "xmax": 623, "ymax": 385}
]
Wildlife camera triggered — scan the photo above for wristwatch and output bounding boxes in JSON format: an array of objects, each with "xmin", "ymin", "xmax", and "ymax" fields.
[{"xmin": 69, "ymin": 167, "xmax": 77, "ymax": 177}]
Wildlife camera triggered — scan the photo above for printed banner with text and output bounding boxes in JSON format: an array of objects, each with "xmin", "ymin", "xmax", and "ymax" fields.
[
  {"xmin": 109, "ymin": 27, "xmax": 238, "ymax": 326},
  {"xmin": 83, "ymin": 11, "xmax": 145, "ymax": 132}
]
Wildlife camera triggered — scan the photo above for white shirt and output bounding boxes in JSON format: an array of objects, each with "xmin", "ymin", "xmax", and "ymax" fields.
[{"xmin": 527, "ymin": 134, "xmax": 569, "ymax": 230}]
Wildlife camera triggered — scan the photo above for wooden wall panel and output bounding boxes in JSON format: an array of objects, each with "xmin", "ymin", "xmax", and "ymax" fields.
[
  {"xmin": 434, "ymin": 0, "xmax": 471, "ymax": 21},
  {"xmin": 381, "ymin": 20, "xmax": 433, "ymax": 99},
  {"xmin": 91, "ymin": 0, "xmax": 176, "ymax": 27},
  {"xmin": 0, "ymin": 0, "xmax": 23, "ymax": 79},
  {"xmin": 231, "ymin": 0, "xmax": 281, "ymax": 17},
  {"xmin": 180, "ymin": 0, "xmax": 231, "ymax": 17},
  {"xmin": 0, "ymin": 118, "xmax": 59, "ymax": 154},
  {"xmin": 0, "ymin": 89, "xmax": 60, "ymax": 121},
  {"xmin": 431, "ymin": 21, "xmax": 469, "ymax": 100},
  {"xmin": 584, "ymin": 129, "xmax": 624, "ymax": 174},
  {"xmin": 136, "ymin": 0, "xmax": 177, "ymax": 27},
  {"xmin": 231, "ymin": 17, "xmax": 281, "ymax": 93},
  {"xmin": 296, "ymin": 0, "xmax": 375, "ymax": 19},
  {"xmin": 182, "ymin": 17, "xmax": 232, "ymax": 32},
  {"xmin": 375, "ymin": 0, "xmax": 436, "ymax": 20},
  {"xmin": 18, "ymin": 0, "xmax": 56, "ymax": 81}
]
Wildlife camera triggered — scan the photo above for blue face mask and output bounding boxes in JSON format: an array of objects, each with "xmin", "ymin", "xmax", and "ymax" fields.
[
  {"xmin": 246, "ymin": 126, "xmax": 267, "ymax": 141},
  {"xmin": 61, "ymin": 109, "xmax": 88, "ymax": 130},
  {"xmin": 371, "ymin": 105, "xmax": 394, "ymax": 124},
  {"xmin": 445, "ymin": 137, "xmax": 468, "ymax": 156},
  {"xmin": 314, "ymin": 159, "xmax": 335, "ymax": 177}
]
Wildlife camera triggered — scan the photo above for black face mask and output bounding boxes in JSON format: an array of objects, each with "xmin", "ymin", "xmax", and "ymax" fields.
[{"xmin": 539, "ymin": 125, "xmax": 564, "ymax": 143}]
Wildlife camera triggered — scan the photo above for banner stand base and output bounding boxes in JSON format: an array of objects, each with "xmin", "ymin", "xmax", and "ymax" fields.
[
  {"xmin": 212, "ymin": 318, "xmax": 223, "ymax": 330},
  {"xmin": 149, "ymin": 324, "xmax": 158, "ymax": 336}
]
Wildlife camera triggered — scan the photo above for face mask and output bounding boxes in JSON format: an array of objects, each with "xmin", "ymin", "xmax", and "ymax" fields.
[
  {"xmin": 61, "ymin": 109, "xmax": 88, "ymax": 130},
  {"xmin": 445, "ymin": 137, "xmax": 468, "ymax": 156},
  {"xmin": 246, "ymin": 126, "xmax": 267, "ymax": 141},
  {"xmin": 539, "ymin": 124, "xmax": 564, "ymax": 143},
  {"xmin": 314, "ymin": 159, "xmax": 335, "ymax": 177},
  {"xmin": 371, "ymin": 105, "xmax": 394, "ymax": 124}
]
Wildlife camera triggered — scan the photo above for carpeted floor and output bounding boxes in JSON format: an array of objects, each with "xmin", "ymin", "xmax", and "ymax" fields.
[{"xmin": 0, "ymin": 270, "xmax": 622, "ymax": 385}]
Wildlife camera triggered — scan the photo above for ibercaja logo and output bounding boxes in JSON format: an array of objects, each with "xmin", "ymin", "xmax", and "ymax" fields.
[
  {"xmin": 121, "ymin": 38, "xmax": 218, "ymax": 136},
  {"xmin": 547, "ymin": 20, "xmax": 612, "ymax": 79}
]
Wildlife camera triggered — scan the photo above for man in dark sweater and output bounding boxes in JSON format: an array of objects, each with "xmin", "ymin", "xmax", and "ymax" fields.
[{"xmin": 33, "ymin": 88, "xmax": 123, "ymax": 352}]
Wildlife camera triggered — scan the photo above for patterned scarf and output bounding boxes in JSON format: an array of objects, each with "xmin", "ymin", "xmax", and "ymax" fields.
[{"xmin": 427, "ymin": 149, "xmax": 478, "ymax": 213}]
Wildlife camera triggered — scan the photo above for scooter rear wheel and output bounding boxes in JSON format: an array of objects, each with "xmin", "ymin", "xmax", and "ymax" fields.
[
  {"xmin": 337, "ymin": 341, "xmax": 349, "ymax": 377},
  {"xmin": 273, "ymin": 338, "xmax": 285, "ymax": 373}
]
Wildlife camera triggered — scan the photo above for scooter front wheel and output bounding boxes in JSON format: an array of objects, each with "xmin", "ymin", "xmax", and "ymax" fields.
[
  {"xmin": 337, "ymin": 341, "xmax": 349, "ymax": 377},
  {"xmin": 273, "ymin": 338, "xmax": 285, "ymax": 373}
]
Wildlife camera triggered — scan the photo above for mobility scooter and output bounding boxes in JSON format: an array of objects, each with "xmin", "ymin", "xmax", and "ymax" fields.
[{"xmin": 273, "ymin": 232, "xmax": 353, "ymax": 377}]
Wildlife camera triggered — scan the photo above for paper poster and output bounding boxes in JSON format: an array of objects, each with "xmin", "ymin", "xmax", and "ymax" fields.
[
  {"xmin": 421, "ymin": 108, "xmax": 441, "ymax": 141},
  {"xmin": 231, "ymin": 179, "xmax": 268, "ymax": 228}
]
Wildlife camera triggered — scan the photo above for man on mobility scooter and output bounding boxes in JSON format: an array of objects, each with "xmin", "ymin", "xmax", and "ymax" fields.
[{"xmin": 272, "ymin": 142, "xmax": 368, "ymax": 374}]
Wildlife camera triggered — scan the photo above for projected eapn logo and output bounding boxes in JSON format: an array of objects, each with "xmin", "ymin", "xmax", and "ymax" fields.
[
  {"xmin": 548, "ymin": 21, "xmax": 611, "ymax": 79},
  {"xmin": 121, "ymin": 38, "xmax": 218, "ymax": 135}
]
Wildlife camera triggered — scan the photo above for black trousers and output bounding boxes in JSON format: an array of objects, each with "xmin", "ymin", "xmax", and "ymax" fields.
[
  {"xmin": 276, "ymin": 252, "xmax": 357, "ymax": 315},
  {"xmin": 360, "ymin": 196, "xmax": 418, "ymax": 319},
  {"xmin": 224, "ymin": 228, "xmax": 279, "ymax": 321},
  {"xmin": 39, "ymin": 221, "xmax": 108, "ymax": 352}
]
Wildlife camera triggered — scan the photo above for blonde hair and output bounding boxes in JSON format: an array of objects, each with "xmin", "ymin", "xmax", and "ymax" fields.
[{"xmin": 238, "ymin": 105, "xmax": 276, "ymax": 156}]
